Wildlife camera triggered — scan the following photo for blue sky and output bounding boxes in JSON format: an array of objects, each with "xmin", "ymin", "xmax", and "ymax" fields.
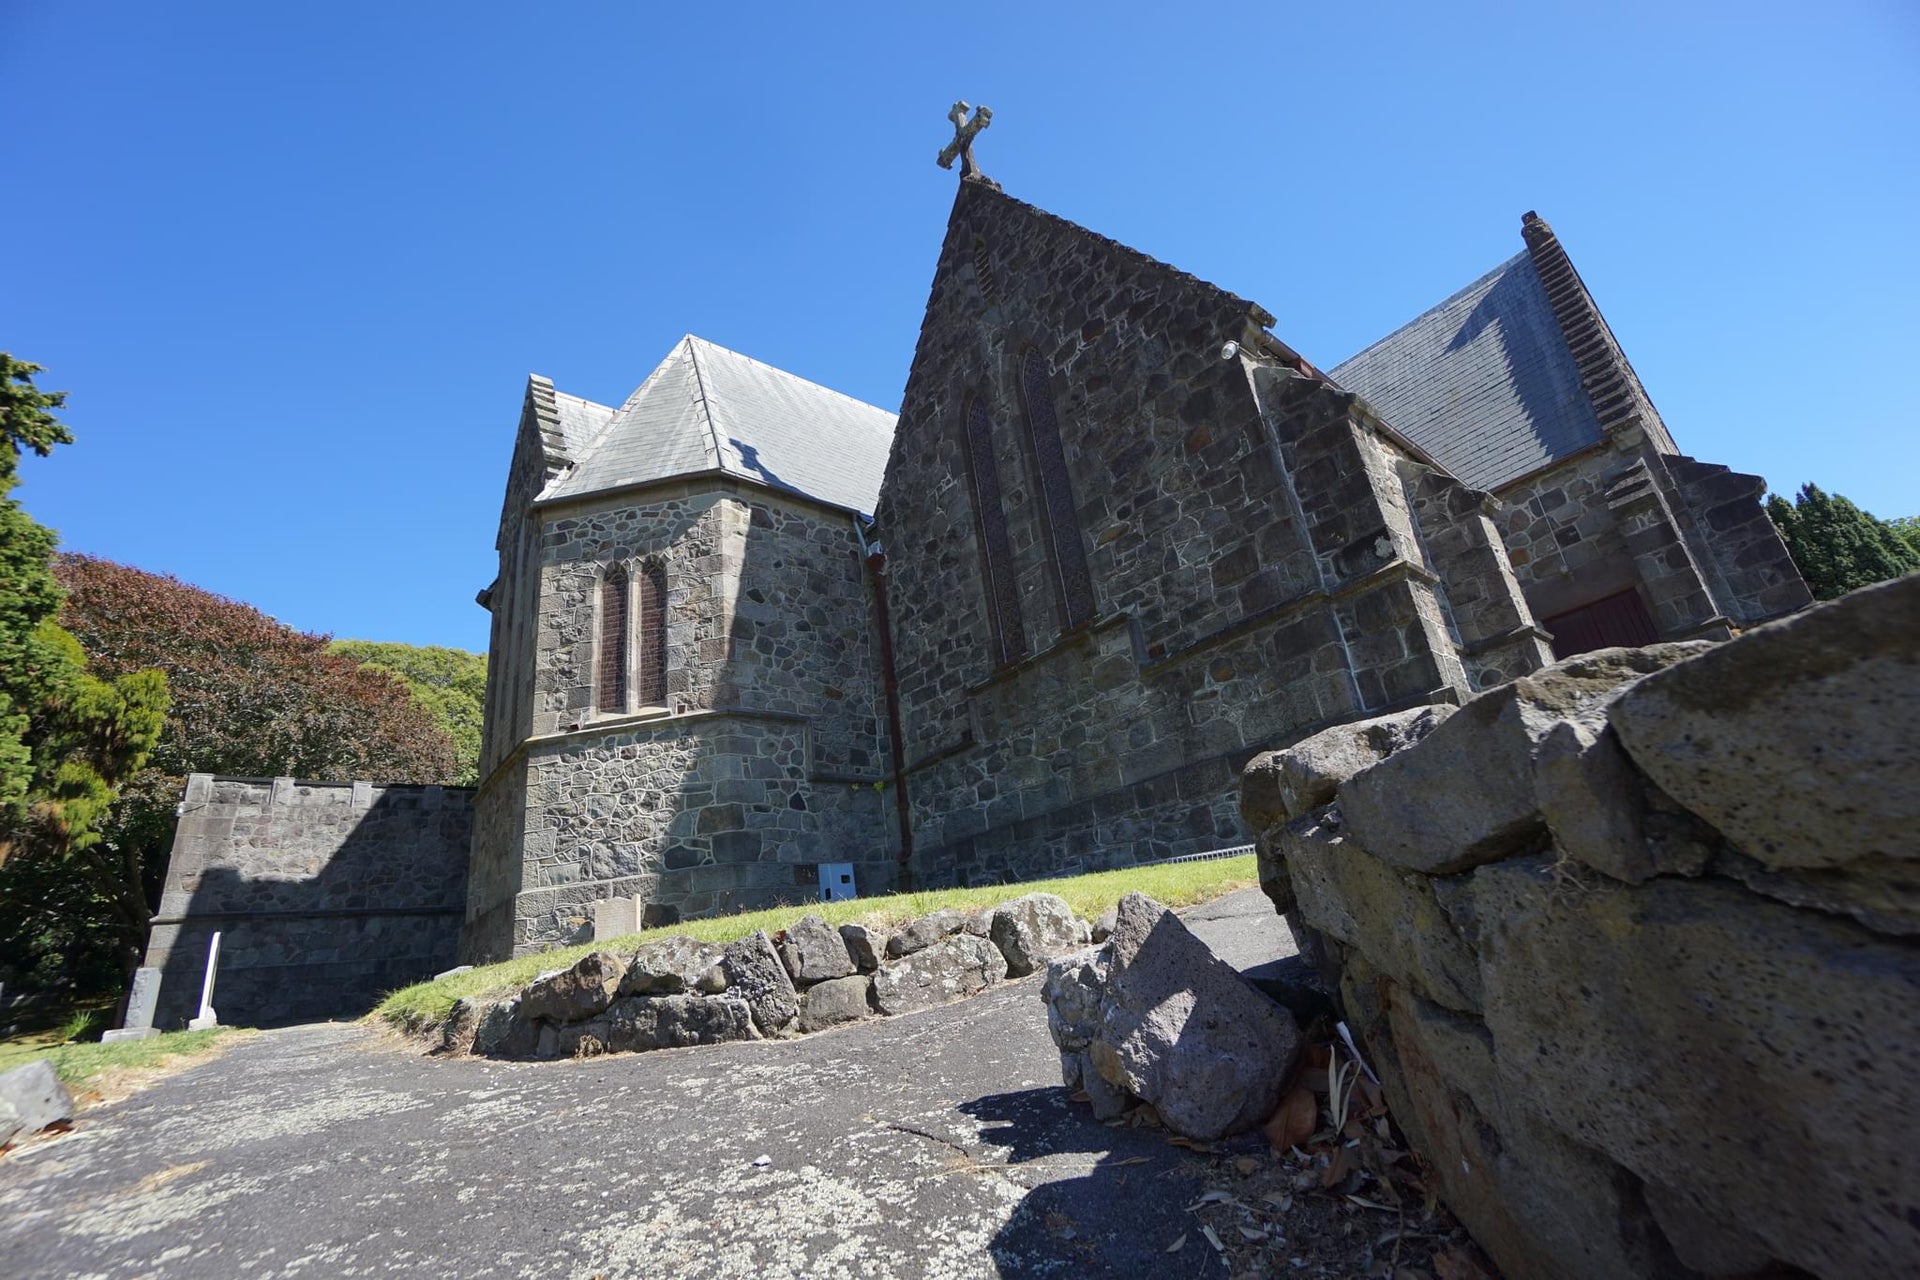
[{"xmin": 5, "ymin": 2, "xmax": 1916, "ymax": 653}]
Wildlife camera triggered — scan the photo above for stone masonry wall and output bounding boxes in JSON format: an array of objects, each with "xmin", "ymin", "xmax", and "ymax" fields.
[
  {"xmin": 880, "ymin": 180, "xmax": 1549, "ymax": 886},
  {"xmin": 1492, "ymin": 436, "xmax": 1810, "ymax": 646},
  {"xmin": 144, "ymin": 775, "xmax": 474, "ymax": 1028},
  {"xmin": 465, "ymin": 478, "xmax": 893, "ymax": 959},
  {"xmin": 1242, "ymin": 574, "xmax": 1918, "ymax": 1279}
]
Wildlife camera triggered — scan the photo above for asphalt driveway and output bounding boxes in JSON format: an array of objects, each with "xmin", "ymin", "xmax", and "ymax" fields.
[{"xmin": 0, "ymin": 889, "xmax": 1296, "ymax": 1279}]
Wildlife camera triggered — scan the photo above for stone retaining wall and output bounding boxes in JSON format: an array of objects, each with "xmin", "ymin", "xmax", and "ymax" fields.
[
  {"xmin": 447, "ymin": 892, "xmax": 1091, "ymax": 1061},
  {"xmin": 1241, "ymin": 575, "xmax": 1918, "ymax": 1279},
  {"xmin": 144, "ymin": 775, "xmax": 474, "ymax": 1028}
]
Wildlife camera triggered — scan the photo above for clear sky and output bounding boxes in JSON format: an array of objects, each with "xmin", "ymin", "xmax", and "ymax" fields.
[{"xmin": 5, "ymin": 2, "xmax": 1916, "ymax": 653}]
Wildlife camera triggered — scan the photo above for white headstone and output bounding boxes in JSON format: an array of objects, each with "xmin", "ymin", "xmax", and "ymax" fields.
[
  {"xmin": 593, "ymin": 896, "xmax": 639, "ymax": 941},
  {"xmin": 187, "ymin": 931, "xmax": 221, "ymax": 1031}
]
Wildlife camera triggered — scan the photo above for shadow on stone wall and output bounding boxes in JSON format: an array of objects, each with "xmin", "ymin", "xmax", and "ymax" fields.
[{"xmin": 148, "ymin": 780, "xmax": 472, "ymax": 1029}]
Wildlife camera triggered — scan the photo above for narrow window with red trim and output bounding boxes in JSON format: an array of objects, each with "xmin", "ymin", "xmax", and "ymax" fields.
[
  {"xmin": 637, "ymin": 560, "xmax": 668, "ymax": 705},
  {"xmin": 597, "ymin": 566, "xmax": 629, "ymax": 714}
]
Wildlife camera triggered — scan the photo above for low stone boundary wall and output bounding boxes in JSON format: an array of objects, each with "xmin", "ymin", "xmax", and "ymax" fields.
[
  {"xmin": 443, "ymin": 893, "xmax": 1093, "ymax": 1060},
  {"xmin": 141, "ymin": 775, "xmax": 474, "ymax": 1029},
  {"xmin": 1242, "ymin": 575, "xmax": 1918, "ymax": 1279}
]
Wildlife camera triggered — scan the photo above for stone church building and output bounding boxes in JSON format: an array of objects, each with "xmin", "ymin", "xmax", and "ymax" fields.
[
  {"xmin": 460, "ymin": 175, "xmax": 1808, "ymax": 960},
  {"xmin": 131, "ymin": 160, "xmax": 1810, "ymax": 1025}
]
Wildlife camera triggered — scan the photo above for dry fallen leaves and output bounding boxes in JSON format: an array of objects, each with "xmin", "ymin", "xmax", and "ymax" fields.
[{"xmin": 1264, "ymin": 1085, "xmax": 1319, "ymax": 1152}]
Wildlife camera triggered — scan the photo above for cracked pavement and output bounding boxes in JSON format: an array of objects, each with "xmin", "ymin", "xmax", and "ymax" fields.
[{"xmin": 0, "ymin": 889, "xmax": 1294, "ymax": 1278}]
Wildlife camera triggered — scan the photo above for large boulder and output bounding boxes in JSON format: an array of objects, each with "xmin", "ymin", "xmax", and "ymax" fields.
[
  {"xmin": 604, "ymin": 994, "xmax": 758, "ymax": 1052},
  {"xmin": 0, "ymin": 1059, "xmax": 73, "ymax": 1147},
  {"xmin": 720, "ymin": 932, "xmax": 799, "ymax": 1036},
  {"xmin": 798, "ymin": 975, "xmax": 873, "ymax": 1032},
  {"xmin": 886, "ymin": 908, "xmax": 974, "ymax": 958},
  {"xmin": 776, "ymin": 915, "xmax": 856, "ymax": 984},
  {"xmin": 622, "ymin": 936, "xmax": 727, "ymax": 996},
  {"xmin": 519, "ymin": 950, "xmax": 627, "ymax": 1023},
  {"xmin": 872, "ymin": 933, "xmax": 1008, "ymax": 1014},
  {"xmin": 1473, "ymin": 857, "xmax": 1920, "ymax": 1277},
  {"xmin": 1339, "ymin": 644, "xmax": 1710, "ymax": 875},
  {"xmin": 1083, "ymin": 893, "xmax": 1301, "ymax": 1141},
  {"xmin": 1609, "ymin": 574, "xmax": 1920, "ymax": 873},
  {"xmin": 988, "ymin": 893, "xmax": 1083, "ymax": 977}
]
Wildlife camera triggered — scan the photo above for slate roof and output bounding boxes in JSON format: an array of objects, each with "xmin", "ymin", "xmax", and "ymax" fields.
[
  {"xmin": 1329, "ymin": 251, "xmax": 1603, "ymax": 492},
  {"xmin": 549, "ymin": 390, "xmax": 616, "ymax": 460},
  {"xmin": 541, "ymin": 336, "xmax": 897, "ymax": 517}
]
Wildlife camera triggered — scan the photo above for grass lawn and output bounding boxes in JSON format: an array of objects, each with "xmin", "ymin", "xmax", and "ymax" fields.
[
  {"xmin": 0, "ymin": 1027, "xmax": 242, "ymax": 1091},
  {"xmin": 375, "ymin": 854, "xmax": 1258, "ymax": 1034}
]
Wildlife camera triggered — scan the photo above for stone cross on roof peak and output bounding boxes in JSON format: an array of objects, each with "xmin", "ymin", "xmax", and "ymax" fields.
[{"xmin": 936, "ymin": 101, "xmax": 1000, "ymax": 189}]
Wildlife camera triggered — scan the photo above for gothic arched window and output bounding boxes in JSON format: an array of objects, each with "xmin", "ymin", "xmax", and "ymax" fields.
[
  {"xmin": 637, "ymin": 559, "xmax": 668, "ymax": 706},
  {"xmin": 597, "ymin": 566, "xmax": 629, "ymax": 714},
  {"xmin": 1020, "ymin": 349, "xmax": 1095, "ymax": 629},
  {"xmin": 963, "ymin": 394, "xmax": 1026, "ymax": 664}
]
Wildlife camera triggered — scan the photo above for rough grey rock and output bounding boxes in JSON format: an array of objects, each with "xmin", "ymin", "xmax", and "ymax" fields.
[
  {"xmin": 554, "ymin": 1015, "xmax": 613, "ymax": 1058},
  {"xmin": 721, "ymin": 932, "xmax": 799, "ymax": 1036},
  {"xmin": 871, "ymin": 933, "xmax": 1008, "ymax": 1015},
  {"xmin": 1531, "ymin": 720, "xmax": 1679, "ymax": 883},
  {"xmin": 439, "ymin": 997, "xmax": 484, "ymax": 1054},
  {"xmin": 519, "ymin": 950, "xmax": 626, "ymax": 1024},
  {"xmin": 1341, "ymin": 644, "xmax": 1709, "ymax": 875},
  {"xmin": 605, "ymin": 994, "xmax": 758, "ymax": 1051},
  {"xmin": 622, "ymin": 936, "xmax": 727, "ymax": 996},
  {"xmin": 1242, "ymin": 705, "xmax": 1454, "ymax": 828},
  {"xmin": 1276, "ymin": 812, "xmax": 1480, "ymax": 1013},
  {"xmin": 1090, "ymin": 907, "xmax": 1116, "ymax": 943},
  {"xmin": 1610, "ymin": 574, "xmax": 1920, "ymax": 872},
  {"xmin": 1340, "ymin": 955, "xmax": 1686, "ymax": 1280},
  {"xmin": 473, "ymin": 998, "xmax": 539, "ymax": 1058},
  {"xmin": 776, "ymin": 915, "xmax": 856, "ymax": 985},
  {"xmin": 988, "ymin": 893, "xmax": 1081, "ymax": 977},
  {"xmin": 886, "ymin": 908, "xmax": 972, "ymax": 958},
  {"xmin": 1709, "ymin": 847, "xmax": 1920, "ymax": 937},
  {"xmin": 1060, "ymin": 1048, "xmax": 1129, "ymax": 1120},
  {"xmin": 0, "ymin": 1060, "xmax": 72, "ymax": 1146},
  {"xmin": 838, "ymin": 922, "xmax": 887, "ymax": 972},
  {"xmin": 1474, "ymin": 857, "xmax": 1920, "ymax": 1276},
  {"xmin": 1040, "ymin": 948, "xmax": 1108, "ymax": 1052},
  {"xmin": 798, "ymin": 975, "xmax": 873, "ymax": 1032},
  {"xmin": 1642, "ymin": 1182, "xmax": 1776, "ymax": 1278},
  {"xmin": 1087, "ymin": 892, "xmax": 1301, "ymax": 1141}
]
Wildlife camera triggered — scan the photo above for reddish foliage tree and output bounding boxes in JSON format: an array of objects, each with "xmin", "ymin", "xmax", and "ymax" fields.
[{"xmin": 53, "ymin": 554, "xmax": 458, "ymax": 786}]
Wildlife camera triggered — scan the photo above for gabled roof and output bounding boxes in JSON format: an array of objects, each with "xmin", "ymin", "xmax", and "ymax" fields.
[
  {"xmin": 549, "ymin": 389, "xmax": 616, "ymax": 461},
  {"xmin": 1329, "ymin": 251, "xmax": 1603, "ymax": 492},
  {"xmin": 540, "ymin": 336, "xmax": 897, "ymax": 517}
]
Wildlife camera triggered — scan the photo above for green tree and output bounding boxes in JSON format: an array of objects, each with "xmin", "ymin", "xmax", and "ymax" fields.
[
  {"xmin": 0, "ymin": 354, "xmax": 74, "ymax": 824},
  {"xmin": 0, "ymin": 357, "xmax": 171, "ymax": 1002},
  {"xmin": 329, "ymin": 640, "xmax": 487, "ymax": 785},
  {"xmin": 1766, "ymin": 484, "xmax": 1920, "ymax": 600},
  {"xmin": 1889, "ymin": 516, "xmax": 1920, "ymax": 562}
]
